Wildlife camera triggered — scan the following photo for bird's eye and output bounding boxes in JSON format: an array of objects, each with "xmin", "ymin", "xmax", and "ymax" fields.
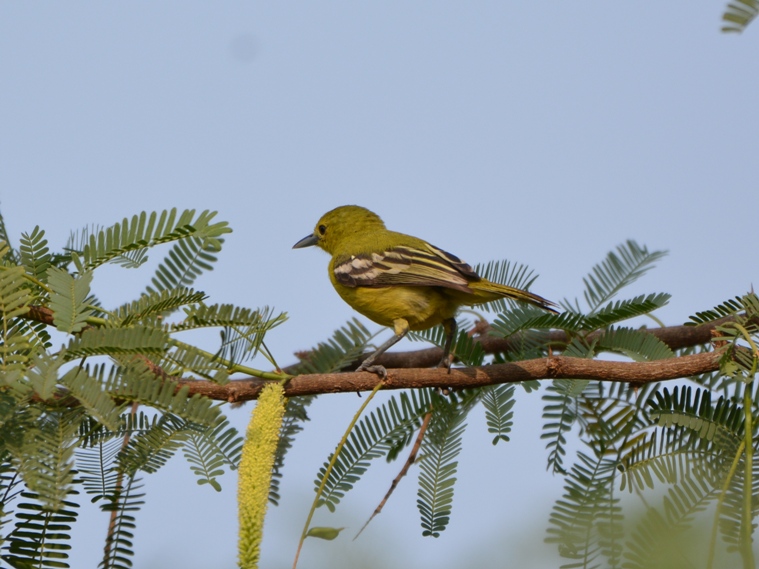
[{"xmin": 318, "ymin": 224, "xmax": 327, "ymax": 235}]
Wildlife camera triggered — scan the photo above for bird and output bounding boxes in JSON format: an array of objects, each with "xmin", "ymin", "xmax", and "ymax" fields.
[{"xmin": 293, "ymin": 205, "xmax": 557, "ymax": 378}]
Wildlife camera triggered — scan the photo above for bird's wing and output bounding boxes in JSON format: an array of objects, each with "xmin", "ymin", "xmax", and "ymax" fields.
[{"xmin": 333, "ymin": 244, "xmax": 479, "ymax": 293}]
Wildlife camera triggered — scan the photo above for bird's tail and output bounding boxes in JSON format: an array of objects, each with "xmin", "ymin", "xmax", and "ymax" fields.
[{"xmin": 469, "ymin": 279, "xmax": 559, "ymax": 313}]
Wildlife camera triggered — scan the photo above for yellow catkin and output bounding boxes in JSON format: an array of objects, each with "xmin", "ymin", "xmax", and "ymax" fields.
[{"xmin": 238, "ymin": 382, "xmax": 286, "ymax": 569}]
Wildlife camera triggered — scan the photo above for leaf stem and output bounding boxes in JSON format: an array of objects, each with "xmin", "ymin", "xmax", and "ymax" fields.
[
  {"xmin": 741, "ymin": 363, "xmax": 756, "ymax": 569},
  {"xmin": 292, "ymin": 381, "xmax": 384, "ymax": 569},
  {"xmin": 706, "ymin": 438, "xmax": 745, "ymax": 569},
  {"xmin": 167, "ymin": 338, "xmax": 292, "ymax": 381}
]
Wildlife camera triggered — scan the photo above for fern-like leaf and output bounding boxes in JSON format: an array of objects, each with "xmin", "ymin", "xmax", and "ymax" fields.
[
  {"xmin": 19, "ymin": 227, "xmax": 52, "ymax": 285},
  {"xmin": 63, "ymin": 366, "xmax": 122, "ymax": 432},
  {"xmin": 648, "ymin": 386, "xmax": 744, "ymax": 448},
  {"xmin": 270, "ymin": 396, "xmax": 313, "ymax": 505},
  {"xmin": 182, "ymin": 419, "xmax": 242, "ymax": 491},
  {"xmin": 48, "ymin": 267, "xmax": 93, "ymax": 333},
  {"xmin": 99, "ymin": 476, "xmax": 145, "ymax": 569},
  {"xmin": 595, "ymin": 327, "xmax": 674, "ymax": 362},
  {"xmin": 0, "ymin": 266, "xmax": 31, "ymax": 322},
  {"xmin": 101, "ymin": 361, "xmax": 220, "ymax": 427},
  {"xmin": 17, "ymin": 410, "xmax": 82, "ymax": 510},
  {"xmin": 109, "ymin": 248, "xmax": 149, "ymax": 269},
  {"xmin": 481, "ymin": 384, "xmax": 516, "ymax": 445},
  {"xmin": 117, "ymin": 415, "xmax": 188, "ymax": 476},
  {"xmin": 146, "ymin": 235, "xmax": 224, "ymax": 293},
  {"xmin": 688, "ymin": 296, "xmax": 745, "ymax": 326},
  {"xmin": 77, "ymin": 436, "xmax": 124, "ymax": 503},
  {"xmin": 545, "ymin": 453, "xmax": 621, "ymax": 569},
  {"xmin": 157, "ymin": 343, "xmax": 231, "ymax": 380},
  {"xmin": 582, "ymin": 293, "xmax": 671, "ymax": 330},
  {"xmin": 722, "ymin": 0, "xmax": 759, "ymax": 33},
  {"xmin": 581, "ymin": 240, "xmax": 667, "ymax": 313},
  {"xmin": 409, "ymin": 321, "xmax": 485, "ymax": 367},
  {"xmin": 115, "ymin": 288, "xmax": 207, "ymax": 326},
  {"xmin": 79, "ymin": 208, "xmax": 230, "ymax": 270},
  {"xmin": 316, "ymin": 389, "xmax": 433, "ymax": 512},
  {"xmin": 542, "ymin": 380, "xmax": 582, "ymax": 474},
  {"xmin": 213, "ymin": 306, "xmax": 288, "ymax": 365},
  {"xmin": 2, "ymin": 492, "xmax": 78, "ymax": 569},
  {"xmin": 417, "ymin": 392, "xmax": 476, "ymax": 537},
  {"xmin": 65, "ymin": 326, "xmax": 169, "ymax": 359},
  {"xmin": 491, "ymin": 308, "xmax": 586, "ymax": 339},
  {"xmin": 295, "ymin": 318, "xmax": 376, "ymax": 374},
  {"xmin": 0, "ymin": 211, "xmax": 19, "ymax": 264}
]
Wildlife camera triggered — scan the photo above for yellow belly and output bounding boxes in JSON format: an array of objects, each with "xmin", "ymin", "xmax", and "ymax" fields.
[{"xmin": 333, "ymin": 284, "xmax": 458, "ymax": 331}]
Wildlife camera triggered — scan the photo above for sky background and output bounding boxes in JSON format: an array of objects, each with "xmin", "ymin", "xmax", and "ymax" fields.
[{"xmin": 1, "ymin": 2, "xmax": 758, "ymax": 568}]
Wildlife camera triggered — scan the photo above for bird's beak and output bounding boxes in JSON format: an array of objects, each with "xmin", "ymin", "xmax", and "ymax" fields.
[{"xmin": 292, "ymin": 233, "xmax": 319, "ymax": 249}]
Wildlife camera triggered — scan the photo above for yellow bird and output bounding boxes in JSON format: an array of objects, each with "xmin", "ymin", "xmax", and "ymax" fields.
[{"xmin": 293, "ymin": 205, "xmax": 557, "ymax": 377}]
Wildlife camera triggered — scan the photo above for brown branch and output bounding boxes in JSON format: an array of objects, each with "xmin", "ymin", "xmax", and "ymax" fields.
[
  {"xmin": 352, "ymin": 319, "xmax": 732, "ymax": 371},
  {"xmin": 179, "ymin": 350, "xmax": 722, "ymax": 403},
  {"xmin": 20, "ymin": 304, "xmax": 728, "ymax": 404}
]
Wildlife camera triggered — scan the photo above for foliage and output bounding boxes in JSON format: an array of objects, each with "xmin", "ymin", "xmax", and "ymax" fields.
[
  {"xmin": 0, "ymin": 209, "xmax": 288, "ymax": 568},
  {"xmin": 2, "ymin": 204, "xmax": 758, "ymax": 569},
  {"xmin": 722, "ymin": 0, "xmax": 759, "ymax": 33},
  {"xmin": 297, "ymin": 238, "xmax": 759, "ymax": 569}
]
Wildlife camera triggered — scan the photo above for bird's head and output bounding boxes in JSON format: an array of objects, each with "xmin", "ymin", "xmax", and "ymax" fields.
[{"xmin": 292, "ymin": 205, "xmax": 386, "ymax": 255}]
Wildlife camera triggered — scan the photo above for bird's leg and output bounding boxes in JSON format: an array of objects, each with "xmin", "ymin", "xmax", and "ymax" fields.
[
  {"xmin": 357, "ymin": 319, "xmax": 410, "ymax": 379},
  {"xmin": 438, "ymin": 318, "xmax": 457, "ymax": 374}
]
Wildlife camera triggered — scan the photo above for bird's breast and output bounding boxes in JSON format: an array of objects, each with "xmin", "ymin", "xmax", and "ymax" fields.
[{"xmin": 333, "ymin": 284, "xmax": 456, "ymax": 331}]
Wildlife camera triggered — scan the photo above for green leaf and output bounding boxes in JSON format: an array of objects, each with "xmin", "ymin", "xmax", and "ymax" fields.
[
  {"xmin": 295, "ymin": 318, "xmax": 377, "ymax": 374},
  {"xmin": 595, "ymin": 327, "xmax": 674, "ymax": 362},
  {"xmin": 688, "ymin": 296, "xmax": 745, "ymax": 326},
  {"xmin": 409, "ymin": 321, "xmax": 485, "ymax": 367},
  {"xmin": 17, "ymin": 410, "xmax": 83, "ymax": 510},
  {"xmin": 65, "ymin": 326, "xmax": 169, "ymax": 359},
  {"xmin": 182, "ymin": 419, "xmax": 242, "ymax": 492},
  {"xmin": 306, "ymin": 526, "xmax": 345, "ymax": 540},
  {"xmin": 19, "ymin": 226, "xmax": 52, "ymax": 285},
  {"xmin": 541, "ymin": 380, "xmax": 580, "ymax": 474},
  {"xmin": 316, "ymin": 389, "xmax": 432, "ymax": 512},
  {"xmin": 545, "ymin": 453, "xmax": 621, "ymax": 569},
  {"xmin": 2, "ymin": 492, "xmax": 79, "ymax": 569},
  {"xmin": 109, "ymin": 370, "xmax": 221, "ymax": 428},
  {"xmin": 115, "ymin": 288, "xmax": 207, "ymax": 326},
  {"xmin": 79, "ymin": 208, "xmax": 231, "ymax": 270},
  {"xmin": 63, "ymin": 366, "xmax": 122, "ymax": 432},
  {"xmin": 491, "ymin": 308, "xmax": 586, "ymax": 339},
  {"xmin": 417, "ymin": 392, "xmax": 476, "ymax": 537},
  {"xmin": 48, "ymin": 266, "xmax": 94, "ymax": 333},
  {"xmin": 0, "ymin": 265, "xmax": 31, "ymax": 320},
  {"xmin": 581, "ymin": 240, "xmax": 667, "ymax": 313},
  {"xmin": 146, "ymin": 235, "xmax": 223, "ymax": 293},
  {"xmin": 722, "ymin": 0, "xmax": 759, "ymax": 33},
  {"xmin": 27, "ymin": 353, "xmax": 64, "ymax": 401},
  {"xmin": 0, "ymin": 211, "xmax": 20, "ymax": 264},
  {"xmin": 583, "ymin": 293, "xmax": 671, "ymax": 330},
  {"xmin": 481, "ymin": 384, "xmax": 516, "ymax": 445},
  {"xmin": 270, "ymin": 396, "xmax": 313, "ymax": 505}
]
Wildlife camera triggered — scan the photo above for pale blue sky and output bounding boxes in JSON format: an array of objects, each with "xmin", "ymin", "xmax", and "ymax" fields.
[{"xmin": 1, "ymin": 2, "xmax": 758, "ymax": 568}]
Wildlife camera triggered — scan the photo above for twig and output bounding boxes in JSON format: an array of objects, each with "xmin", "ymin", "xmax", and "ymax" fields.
[{"xmin": 354, "ymin": 410, "xmax": 433, "ymax": 540}]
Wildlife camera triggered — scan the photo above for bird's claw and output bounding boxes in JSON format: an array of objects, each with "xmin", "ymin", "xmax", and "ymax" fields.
[
  {"xmin": 437, "ymin": 354, "xmax": 454, "ymax": 375},
  {"xmin": 357, "ymin": 363, "xmax": 388, "ymax": 379}
]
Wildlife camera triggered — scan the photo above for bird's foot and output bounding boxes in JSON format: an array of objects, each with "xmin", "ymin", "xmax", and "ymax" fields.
[
  {"xmin": 437, "ymin": 353, "xmax": 454, "ymax": 375},
  {"xmin": 357, "ymin": 362, "xmax": 388, "ymax": 379}
]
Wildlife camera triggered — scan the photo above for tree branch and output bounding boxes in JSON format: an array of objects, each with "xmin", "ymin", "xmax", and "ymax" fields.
[
  {"xmin": 21, "ymin": 304, "xmax": 727, "ymax": 404},
  {"xmin": 179, "ymin": 350, "xmax": 722, "ymax": 403},
  {"xmin": 330, "ymin": 318, "xmax": 730, "ymax": 371}
]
